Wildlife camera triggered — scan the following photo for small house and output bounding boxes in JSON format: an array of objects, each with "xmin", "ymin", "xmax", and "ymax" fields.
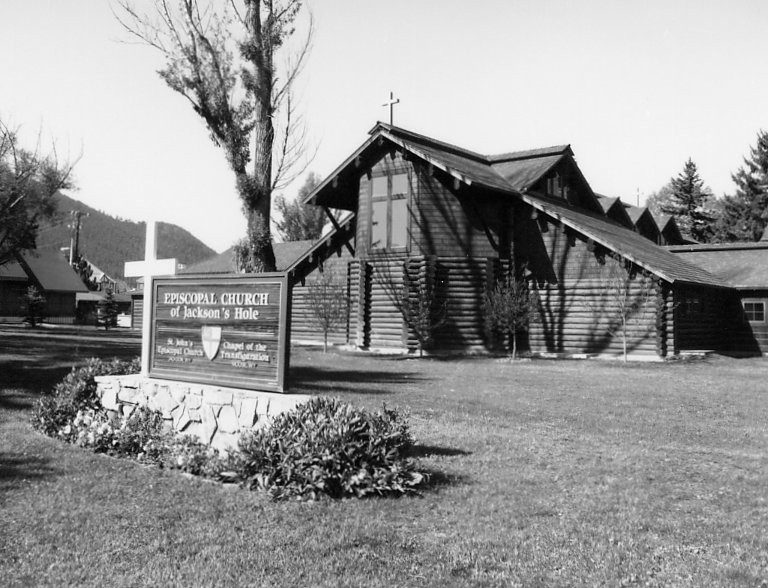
[{"xmin": 0, "ymin": 250, "xmax": 88, "ymax": 323}]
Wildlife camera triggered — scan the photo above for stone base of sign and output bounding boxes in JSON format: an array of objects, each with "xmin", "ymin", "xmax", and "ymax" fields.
[{"xmin": 94, "ymin": 375, "xmax": 310, "ymax": 452}]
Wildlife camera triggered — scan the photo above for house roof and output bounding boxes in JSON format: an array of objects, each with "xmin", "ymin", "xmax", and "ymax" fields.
[
  {"xmin": 305, "ymin": 123, "xmax": 729, "ymax": 289},
  {"xmin": 523, "ymin": 194, "xmax": 729, "ymax": 288},
  {"xmin": 181, "ymin": 241, "xmax": 315, "ymax": 274},
  {"xmin": 666, "ymin": 242, "xmax": 768, "ymax": 289},
  {"xmin": 0, "ymin": 260, "xmax": 28, "ymax": 281},
  {"xmin": 3, "ymin": 250, "xmax": 89, "ymax": 292}
]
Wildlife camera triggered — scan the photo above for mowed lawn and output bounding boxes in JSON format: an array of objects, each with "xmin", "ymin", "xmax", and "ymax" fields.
[{"xmin": 2, "ymin": 328, "xmax": 767, "ymax": 587}]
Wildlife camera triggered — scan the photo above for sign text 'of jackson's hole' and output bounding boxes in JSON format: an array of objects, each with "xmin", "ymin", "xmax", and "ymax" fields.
[{"xmin": 149, "ymin": 274, "xmax": 290, "ymax": 392}]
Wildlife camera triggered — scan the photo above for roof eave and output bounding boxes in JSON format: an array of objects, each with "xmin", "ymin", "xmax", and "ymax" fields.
[{"xmin": 520, "ymin": 193, "xmax": 727, "ymax": 288}]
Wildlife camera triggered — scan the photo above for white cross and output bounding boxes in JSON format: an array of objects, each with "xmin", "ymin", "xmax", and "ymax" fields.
[
  {"xmin": 382, "ymin": 91, "xmax": 400, "ymax": 125},
  {"xmin": 124, "ymin": 219, "xmax": 177, "ymax": 376}
]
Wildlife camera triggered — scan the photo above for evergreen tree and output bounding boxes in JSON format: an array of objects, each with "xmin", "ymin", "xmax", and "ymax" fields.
[
  {"xmin": 97, "ymin": 288, "xmax": 119, "ymax": 330},
  {"xmin": 274, "ymin": 172, "xmax": 326, "ymax": 241},
  {"xmin": 21, "ymin": 286, "xmax": 46, "ymax": 328},
  {"xmin": 717, "ymin": 130, "xmax": 768, "ymax": 242},
  {"xmin": 660, "ymin": 159, "xmax": 716, "ymax": 242}
]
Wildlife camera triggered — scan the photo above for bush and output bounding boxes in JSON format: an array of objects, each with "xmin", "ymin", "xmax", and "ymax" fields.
[
  {"xmin": 22, "ymin": 285, "xmax": 46, "ymax": 327},
  {"xmin": 235, "ymin": 397, "xmax": 425, "ymax": 500},
  {"xmin": 33, "ymin": 357, "xmax": 140, "ymax": 437},
  {"xmin": 163, "ymin": 435, "xmax": 230, "ymax": 478},
  {"xmin": 113, "ymin": 406, "xmax": 167, "ymax": 463}
]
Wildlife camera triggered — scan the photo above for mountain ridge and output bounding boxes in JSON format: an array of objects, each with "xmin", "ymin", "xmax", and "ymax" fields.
[{"xmin": 35, "ymin": 192, "xmax": 218, "ymax": 279}]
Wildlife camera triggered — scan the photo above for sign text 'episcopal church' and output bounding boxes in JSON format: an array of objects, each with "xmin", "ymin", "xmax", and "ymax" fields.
[{"xmin": 149, "ymin": 274, "xmax": 290, "ymax": 392}]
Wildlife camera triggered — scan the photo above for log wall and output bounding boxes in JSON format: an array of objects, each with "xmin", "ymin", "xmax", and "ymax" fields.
[
  {"xmin": 290, "ymin": 248, "xmax": 356, "ymax": 347},
  {"xmin": 523, "ymin": 218, "xmax": 660, "ymax": 357}
]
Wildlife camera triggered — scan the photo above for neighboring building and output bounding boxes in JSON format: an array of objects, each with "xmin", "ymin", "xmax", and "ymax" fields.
[
  {"xmin": 0, "ymin": 250, "xmax": 88, "ymax": 323},
  {"xmin": 667, "ymin": 242, "xmax": 768, "ymax": 354}
]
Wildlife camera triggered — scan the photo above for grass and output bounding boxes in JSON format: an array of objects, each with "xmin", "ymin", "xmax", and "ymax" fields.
[{"xmin": 2, "ymin": 327, "xmax": 768, "ymax": 586}]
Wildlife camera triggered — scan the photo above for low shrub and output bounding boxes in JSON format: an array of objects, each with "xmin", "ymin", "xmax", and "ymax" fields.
[
  {"xmin": 163, "ymin": 435, "xmax": 230, "ymax": 478},
  {"xmin": 33, "ymin": 357, "xmax": 140, "ymax": 437},
  {"xmin": 235, "ymin": 397, "xmax": 425, "ymax": 500}
]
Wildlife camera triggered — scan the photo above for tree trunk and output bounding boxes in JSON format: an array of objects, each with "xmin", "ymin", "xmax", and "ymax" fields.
[
  {"xmin": 622, "ymin": 317, "xmax": 627, "ymax": 363},
  {"xmin": 323, "ymin": 331, "xmax": 328, "ymax": 353},
  {"xmin": 512, "ymin": 329, "xmax": 518, "ymax": 359}
]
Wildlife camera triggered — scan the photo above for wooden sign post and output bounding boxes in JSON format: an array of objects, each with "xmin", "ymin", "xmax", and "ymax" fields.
[{"xmin": 124, "ymin": 220, "xmax": 177, "ymax": 376}]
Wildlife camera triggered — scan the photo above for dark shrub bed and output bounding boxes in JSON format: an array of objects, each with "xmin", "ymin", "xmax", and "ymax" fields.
[
  {"xmin": 33, "ymin": 361, "xmax": 427, "ymax": 500},
  {"xmin": 235, "ymin": 397, "xmax": 425, "ymax": 500},
  {"xmin": 33, "ymin": 357, "xmax": 141, "ymax": 437}
]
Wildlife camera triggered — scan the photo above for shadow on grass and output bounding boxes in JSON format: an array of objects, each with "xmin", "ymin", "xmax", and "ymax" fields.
[
  {"xmin": 0, "ymin": 451, "xmax": 60, "ymax": 493},
  {"xmin": 408, "ymin": 444, "xmax": 471, "ymax": 458},
  {"xmin": 0, "ymin": 389, "xmax": 38, "ymax": 412},
  {"xmin": 419, "ymin": 467, "xmax": 470, "ymax": 490},
  {"xmin": 288, "ymin": 365, "xmax": 429, "ymax": 395}
]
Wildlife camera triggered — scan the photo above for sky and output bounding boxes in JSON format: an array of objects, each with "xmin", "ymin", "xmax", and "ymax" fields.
[{"xmin": 2, "ymin": 0, "xmax": 768, "ymax": 253}]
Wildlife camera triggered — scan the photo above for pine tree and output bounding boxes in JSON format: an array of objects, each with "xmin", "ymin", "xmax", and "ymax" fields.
[
  {"xmin": 660, "ymin": 159, "xmax": 715, "ymax": 242},
  {"xmin": 717, "ymin": 130, "xmax": 768, "ymax": 242}
]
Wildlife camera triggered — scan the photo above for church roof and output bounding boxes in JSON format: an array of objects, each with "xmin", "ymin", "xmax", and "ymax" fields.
[
  {"xmin": 305, "ymin": 123, "xmax": 729, "ymax": 289},
  {"xmin": 523, "ymin": 194, "xmax": 728, "ymax": 288}
]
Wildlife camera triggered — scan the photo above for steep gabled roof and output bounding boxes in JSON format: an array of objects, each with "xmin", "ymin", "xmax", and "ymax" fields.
[
  {"xmin": 9, "ymin": 250, "xmax": 89, "ymax": 292},
  {"xmin": 0, "ymin": 260, "xmax": 28, "ymax": 281},
  {"xmin": 523, "ymin": 193, "xmax": 729, "ymax": 288},
  {"xmin": 375, "ymin": 124, "xmax": 513, "ymax": 192},
  {"xmin": 667, "ymin": 242, "xmax": 768, "ymax": 289},
  {"xmin": 305, "ymin": 124, "xmax": 730, "ymax": 289},
  {"xmin": 595, "ymin": 194, "xmax": 634, "ymax": 228}
]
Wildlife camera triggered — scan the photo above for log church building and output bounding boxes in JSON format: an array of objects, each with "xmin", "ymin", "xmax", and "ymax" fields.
[{"xmin": 185, "ymin": 123, "xmax": 767, "ymax": 358}]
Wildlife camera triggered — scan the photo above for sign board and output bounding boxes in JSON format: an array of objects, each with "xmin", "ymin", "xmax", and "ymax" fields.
[{"xmin": 149, "ymin": 273, "xmax": 290, "ymax": 392}]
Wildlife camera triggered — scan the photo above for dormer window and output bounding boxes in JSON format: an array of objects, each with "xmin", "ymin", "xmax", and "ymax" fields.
[
  {"xmin": 370, "ymin": 172, "xmax": 409, "ymax": 250},
  {"xmin": 547, "ymin": 173, "xmax": 564, "ymax": 198}
]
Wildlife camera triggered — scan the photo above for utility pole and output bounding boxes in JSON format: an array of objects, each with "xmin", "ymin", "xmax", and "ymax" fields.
[{"xmin": 69, "ymin": 211, "xmax": 89, "ymax": 264}]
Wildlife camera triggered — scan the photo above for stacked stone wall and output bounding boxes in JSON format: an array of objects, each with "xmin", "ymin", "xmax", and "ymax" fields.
[{"xmin": 95, "ymin": 375, "xmax": 310, "ymax": 451}]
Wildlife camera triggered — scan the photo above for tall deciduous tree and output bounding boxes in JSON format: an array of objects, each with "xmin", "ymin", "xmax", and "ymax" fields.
[
  {"xmin": 115, "ymin": 0, "xmax": 313, "ymax": 272},
  {"xmin": 716, "ymin": 130, "xmax": 768, "ymax": 242},
  {"xmin": 0, "ymin": 119, "xmax": 75, "ymax": 267},
  {"xmin": 274, "ymin": 171, "xmax": 325, "ymax": 241},
  {"xmin": 659, "ymin": 159, "xmax": 716, "ymax": 242}
]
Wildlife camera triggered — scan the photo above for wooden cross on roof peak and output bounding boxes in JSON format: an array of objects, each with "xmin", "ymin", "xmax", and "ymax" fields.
[
  {"xmin": 124, "ymin": 219, "xmax": 177, "ymax": 376},
  {"xmin": 382, "ymin": 91, "xmax": 400, "ymax": 125}
]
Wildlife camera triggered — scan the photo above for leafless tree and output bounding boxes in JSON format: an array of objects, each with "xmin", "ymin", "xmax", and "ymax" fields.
[
  {"xmin": 588, "ymin": 260, "xmax": 655, "ymax": 363},
  {"xmin": 372, "ymin": 257, "xmax": 447, "ymax": 357},
  {"xmin": 114, "ymin": 0, "xmax": 314, "ymax": 272},
  {"xmin": 306, "ymin": 270, "xmax": 348, "ymax": 353},
  {"xmin": 482, "ymin": 273, "xmax": 540, "ymax": 359}
]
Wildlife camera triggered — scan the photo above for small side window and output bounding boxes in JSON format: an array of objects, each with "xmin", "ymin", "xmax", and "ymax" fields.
[{"xmin": 743, "ymin": 299, "xmax": 766, "ymax": 323}]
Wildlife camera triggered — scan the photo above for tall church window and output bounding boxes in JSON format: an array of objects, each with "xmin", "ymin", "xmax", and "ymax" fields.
[{"xmin": 370, "ymin": 172, "xmax": 409, "ymax": 250}]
